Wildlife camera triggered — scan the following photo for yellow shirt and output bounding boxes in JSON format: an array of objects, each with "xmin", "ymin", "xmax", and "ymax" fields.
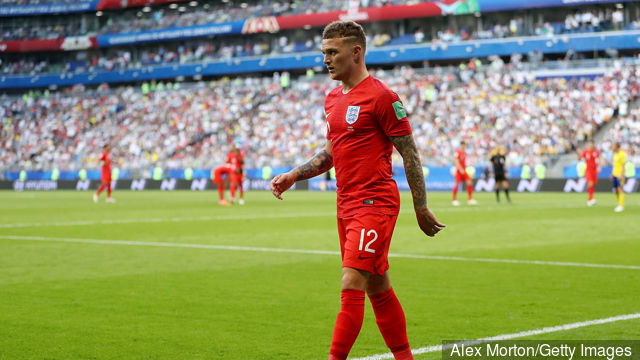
[{"xmin": 612, "ymin": 150, "xmax": 627, "ymax": 177}]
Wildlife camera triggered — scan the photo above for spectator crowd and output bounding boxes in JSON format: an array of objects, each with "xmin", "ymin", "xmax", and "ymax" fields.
[{"xmin": 1, "ymin": 60, "xmax": 637, "ymax": 173}]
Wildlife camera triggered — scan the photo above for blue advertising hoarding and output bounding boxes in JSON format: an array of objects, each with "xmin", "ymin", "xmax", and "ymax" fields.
[
  {"xmin": 0, "ymin": 1, "xmax": 98, "ymax": 16},
  {"xmin": 478, "ymin": 0, "xmax": 637, "ymax": 12},
  {"xmin": 96, "ymin": 21, "xmax": 245, "ymax": 47}
]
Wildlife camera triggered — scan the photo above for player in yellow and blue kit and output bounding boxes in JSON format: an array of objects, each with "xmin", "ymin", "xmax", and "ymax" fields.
[{"xmin": 611, "ymin": 142, "xmax": 627, "ymax": 212}]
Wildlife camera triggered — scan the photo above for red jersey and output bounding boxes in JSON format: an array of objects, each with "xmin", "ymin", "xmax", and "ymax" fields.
[
  {"xmin": 100, "ymin": 151, "xmax": 111, "ymax": 172},
  {"xmin": 226, "ymin": 151, "xmax": 242, "ymax": 172},
  {"xmin": 455, "ymin": 149, "xmax": 467, "ymax": 175},
  {"xmin": 580, "ymin": 149, "xmax": 600, "ymax": 171},
  {"xmin": 325, "ymin": 76, "xmax": 412, "ymax": 218}
]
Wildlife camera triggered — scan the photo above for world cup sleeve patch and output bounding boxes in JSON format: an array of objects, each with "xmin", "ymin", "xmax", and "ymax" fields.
[{"xmin": 392, "ymin": 101, "xmax": 406, "ymax": 119}]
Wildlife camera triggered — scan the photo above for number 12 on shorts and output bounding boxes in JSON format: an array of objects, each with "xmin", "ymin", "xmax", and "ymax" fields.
[{"xmin": 359, "ymin": 229, "xmax": 378, "ymax": 253}]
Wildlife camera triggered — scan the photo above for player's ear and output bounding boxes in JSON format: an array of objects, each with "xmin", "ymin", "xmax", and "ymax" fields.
[{"xmin": 353, "ymin": 44, "xmax": 363, "ymax": 63}]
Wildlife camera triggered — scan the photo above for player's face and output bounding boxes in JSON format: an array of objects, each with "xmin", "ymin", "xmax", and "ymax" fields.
[
  {"xmin": 587, "ymin": 142, "xmax": 595, "ymax": 150},
  {"xmin": 321, "ymin": 37, "xmax": 355, "ymax": 81}
]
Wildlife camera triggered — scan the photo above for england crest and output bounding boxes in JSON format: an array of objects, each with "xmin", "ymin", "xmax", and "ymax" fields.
[{"xmin": 345, "ymin": 106, "xmax": 361, "ymax": 125}]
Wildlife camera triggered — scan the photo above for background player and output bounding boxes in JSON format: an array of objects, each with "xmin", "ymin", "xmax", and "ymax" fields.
[
  {"xmin": 212, "ymin": 144, "xmax": 242, "ymax": 206},
  {"xmin": 270, "ymin": 20, "xmax": 444, "ymax": 360},
  {"xmin": 611, "ymin": 142, "xmax": 627, "ymax": 212},
  {"xmin": 452, "ymin": 140, "xmax": 477, "ymax": 206},
  {"xmin": 229, "ymin": 145, "xmax": 245, "ymax": 205},
  {"xmin": 93, "ymin": 144, "xmax": 115, "ymax": 203},
  {"xmin": 577, "ymin": 140, "xmax": 602, "ymax": 206},
  {"xmin": 490, "ymin": 146, "xmax": 511, "ymax": 203}
]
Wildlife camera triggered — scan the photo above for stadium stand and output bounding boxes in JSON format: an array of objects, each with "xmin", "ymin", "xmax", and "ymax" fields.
[{"xmin": 1, "ymin": 60, "xmax": 636, "ymax": 174}]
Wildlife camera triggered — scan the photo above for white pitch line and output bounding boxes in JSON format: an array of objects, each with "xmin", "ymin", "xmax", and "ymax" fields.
[
  {"xmin": 1, "ymin": 235, "xmax": 639, "ymax": 270},
  {"xmin": 0, "ymin": 212, "xmax": 338, "ymax": 229},
  {"xmin": 352, "ymin": 313, "xmax": 640, "ymax": 360},
  {"xmin": 0, "ymin": 202, "xmax": 596, "ymax": 229}
]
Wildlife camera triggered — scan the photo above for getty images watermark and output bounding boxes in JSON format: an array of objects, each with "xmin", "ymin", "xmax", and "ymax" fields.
[{"xmin": 443, "ymin": 341, "xmax": 640, "ymax": 360}]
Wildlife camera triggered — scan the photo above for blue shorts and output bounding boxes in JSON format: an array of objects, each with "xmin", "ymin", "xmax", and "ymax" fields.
[{"xmin": 612, "ymin": 176, "xmax": 622, "ymax": 189}]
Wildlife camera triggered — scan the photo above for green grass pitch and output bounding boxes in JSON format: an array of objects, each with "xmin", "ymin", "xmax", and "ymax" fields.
[{"xmin": 0, "ymin": 190, "xmax": 638, "ymax": 359}]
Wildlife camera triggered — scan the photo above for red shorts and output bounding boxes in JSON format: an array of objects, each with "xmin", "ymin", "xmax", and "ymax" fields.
[
  {"xmin": 585, "ymin": 170, "xmax": 598, "ymax": 184},
  {"xmin": 101, "ymin": 170, "xmax": 111, "ymax": 183},
  {"xmin": 337, "ymin": 213, "xmax": 398, "ymax": 276},
  {"xmin": 231, "ymin": 171, "xmax": 243, "ymax": 184},
  {"xmin": 455, "ymin": 172, "xmax": 470, "ymax": 183}
]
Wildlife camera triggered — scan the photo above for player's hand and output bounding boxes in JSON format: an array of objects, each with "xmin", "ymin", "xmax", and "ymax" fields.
[
  {"xmin": 270, "ymin": 172, "xmax": 296, "ymax": 200},
  {"xmin": 415, "ymin": 205, "xmax": 446, "ymax": 237}
]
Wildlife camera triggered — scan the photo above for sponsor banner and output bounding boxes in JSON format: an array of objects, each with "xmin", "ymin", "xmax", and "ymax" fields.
[
  {"xmin": 0, "ymin": 39, "xmax": 62, "ymax": 53},
  {"xmin": 96, "ymin": 0, "xmax": 189, "ymax": 11},
  {"xmin": 242, "ymin": 17, "xmax": 280, "ymax": 34},
  {"xmin": 61, "ymin": 36, "xmax": 96, "ymax": 51},
  {"xmin": 275, "ymin": 0, "xmax": 476, "ymax": 30},
  {"xmin": 0, "ymin": 1, "xmax": 98, "ymax": 17},
  {"xmin": 2, "ymin": 179, "xmax": 308, "ymax": 191},
  {"xmin": 0, "ymin": 36, "xmax": 97, "ymax": 53},
  {"xmin": 96, "ymin": 22, "xmax": 244, "ymax": 47},
  {"xmin": 477, "ymin": 0, "xmax": 636, "ymax": 12}
]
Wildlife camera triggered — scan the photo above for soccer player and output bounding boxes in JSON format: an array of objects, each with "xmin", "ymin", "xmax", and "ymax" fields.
[
  {"xmin": 452, "ymin": 141, "xmax": 476, "ymax": 206},
  {"xmin": 270, "ymin": 21, "xmax": 445, "ymax": 360},
  {"xmin": 212, "ymin": 163, "xmax": 232, "ymax": 206},
  {"xmin": 230, "ymin": 146, "xmax": 245, "ymax": 205},
  {"xmin": 93, "ymin": 144, "xmax": 115, "ymax": 203},
  {"xmin": 213, "ymin": 144, "xmax": 242, "ymax": 206},
  {"xmin": 490, "ymin": 146, "xmax": 510, "ymax": 203},
  {"xmin": 611, "ymin": 142, "xmax": 627, "ymax": 212},
  {"xmin": 577, "ymin": 140, "xmax": 602, "ymax": 206}
]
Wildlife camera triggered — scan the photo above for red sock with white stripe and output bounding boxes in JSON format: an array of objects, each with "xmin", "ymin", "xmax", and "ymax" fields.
[
  {"xmin": 369, "ymin": 288, "xmax": 413, "ymax": 360},
  {"xmin": 328, "ymin": 289, "xmax": 365, "ymax": 360},
  {"xmin": 588, "ymin": 186, "xmax": 594, "ymax": 201}
]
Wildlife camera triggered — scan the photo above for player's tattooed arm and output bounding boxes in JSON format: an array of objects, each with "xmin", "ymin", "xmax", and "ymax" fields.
[
  {"xmin": 293, "ymin": 142, "xmax": 333, "ymax": 181},
  {"xmin": 293, "ymin": 150, "xmax": 333, "ymax": 181},
  {"xmin": 391, "ymin": 134, "xmax": 445, "ymax": 237},
  {"xmin": 390, "ymin": 134, "xmax": 426, "ymax": 209}
]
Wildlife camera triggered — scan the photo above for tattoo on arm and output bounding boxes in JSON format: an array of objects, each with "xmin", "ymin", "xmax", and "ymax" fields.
[
  {"xmin": 294, "ymin": 149, "xmax": 333, "ymax": 181},
  {"xmin": 391, "ymin": 134, "xmax": 427, "ymax": 209}
]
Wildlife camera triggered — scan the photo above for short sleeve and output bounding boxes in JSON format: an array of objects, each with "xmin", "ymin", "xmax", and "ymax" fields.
[{"xmin": 375, "ymin": 89, "xmax": 412, "ymax": 137}]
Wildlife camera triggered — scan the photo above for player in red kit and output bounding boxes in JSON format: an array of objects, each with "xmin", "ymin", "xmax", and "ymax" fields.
[
  {"xmin": 578, "ymin": 140, "xmax": 602, "ymax": 206},
  {"xmin": 270, "ymin": 21, "xmax": 445, "ymax": 360},
  {"xmin": 93, "ymin": 144, "xmax": 115, "ymax": 203},
  {"xmin": 452, "ymin": 141, "xmax": 476, "ymax": 206},
  {"xmin": 212, "ymin": 144, "xmax": 241, "ymax": 206},
  {"xmin": 230, "ymin": 148, "xmax": 245, "ymax": 205}
]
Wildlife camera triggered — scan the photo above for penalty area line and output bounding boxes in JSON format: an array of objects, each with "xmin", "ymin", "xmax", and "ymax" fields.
[
  {"xmin": 352, "ymin": 312, "xmax": 640, "ymax": 360},
  {"xmin": 0, "ymin": 235, "xmax": 639, "ymax": 270}
]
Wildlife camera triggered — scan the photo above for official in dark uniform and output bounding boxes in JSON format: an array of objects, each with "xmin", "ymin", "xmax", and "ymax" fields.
[{"xmin": 490, "ymin": 146, "xmax": 511, "ymax": 203}]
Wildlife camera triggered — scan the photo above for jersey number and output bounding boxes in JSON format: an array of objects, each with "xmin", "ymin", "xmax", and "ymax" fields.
[{"xmin": 359, "ymin": 229, "xmax": 378, "ymax": 253}]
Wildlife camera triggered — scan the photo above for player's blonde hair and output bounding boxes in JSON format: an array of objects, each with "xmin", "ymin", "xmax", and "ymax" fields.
[{"xmin": 322, "ymin": 20, "xmax": 367, "ymax": 54}]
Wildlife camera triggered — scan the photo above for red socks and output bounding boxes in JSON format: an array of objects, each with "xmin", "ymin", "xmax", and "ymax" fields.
[
  {"xmin": 369, "ymin": 288, "xmax": 413, "ymax": 360},
  {"xmin": 588, "ymin": 186, "xmax": 594, "ymax": 200},
  {"xmin": 106, "ymin": 182, "xmax": 111, "ymax": 197},
  {"xmin": 467, "ymin": 184, "xmax": 473, "ymax": 200},
  {"xmin": 329, "ymin": 289, "xmax": 365, "ymax": 360},
  {"xmin": 230, "ymin": 183, "xmax": 237, "ymax": 200},
  {"xmin": 452, "ymin": 183, "xmax": 459, "ymax": 200},
  {"xmin": 217, "ymin": 184, "xmax": 224, "ymax": 200},
  {"xmin": 329, "ymin": 288, "xmax": 413, "ymax": 360},
  {"xmin": 96, "ymin": 183, "xmax": 106, "ymax": 195}
]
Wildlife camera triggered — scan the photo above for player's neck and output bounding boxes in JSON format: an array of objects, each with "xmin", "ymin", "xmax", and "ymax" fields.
[{"xmin": 341, "ymin": 68, "xmax": 369, "ymax": 93}]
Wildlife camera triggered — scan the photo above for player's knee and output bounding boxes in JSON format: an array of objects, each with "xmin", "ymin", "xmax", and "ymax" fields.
[
  {"xmin": 366, "ymin": 273, "xmax": 390, "ymax": 295},
  {"xmin": 341, "ymin": 267, "xmax": 368, "ymax": 290}
]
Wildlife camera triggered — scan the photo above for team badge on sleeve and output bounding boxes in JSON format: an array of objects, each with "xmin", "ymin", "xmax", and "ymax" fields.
[
  {"xmin": 345, "ymin": 106, "xmax": 361, "ymax": 125},
  {"xmin": 392, "ymin": 101, "xmax": 407, "ymax": 119}
]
